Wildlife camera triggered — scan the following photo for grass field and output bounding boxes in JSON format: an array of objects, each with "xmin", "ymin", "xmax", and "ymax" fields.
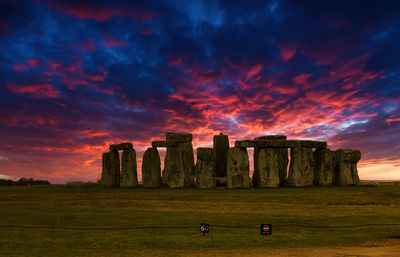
[{"xmin": 0, "ymin": 183, "xmax": 399, "ymax": 256}]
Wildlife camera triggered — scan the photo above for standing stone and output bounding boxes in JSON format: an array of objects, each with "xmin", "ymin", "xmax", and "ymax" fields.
[
  {"xmin": 166, "ymin": 132, "xmax": 192, "ymax": 142},
  {"xmin": 252, "ymin": 136, "xmax": 288, "ymax": 186},
  {"xmin": 164, "ymin": 146, "xmax": 185, "ymax": 188},
  {"xmin": 213, "ymin": 133, "xmax": 229, "ymax": 178},
  {"xmin": 109, "ymin": 142, "xmax": 133, "ymax": 151},
  {"xmin": 142, "ymin": 147, "xmax": 161, "ymax": 188},
  {"xmin": 253, "ymin": 148, "xmax": 280, "ymax": 187},
  {"xmin": 277, "ymin": 148, "xmax": 289, "ymax": 185},
  {"xmin": 334, "ymin": 149, "xmax": 361, "ymax": 186},
  {"xmin": 195, "ymin": 148, "xmax": 216, "ymax": 189},
  {"xmin": 101, "ymin": 152, "xmax": 110, "ymax": 186},
  {"xmin": 287, "ymin": 148, "xmax": 315, "ymax": 187},
  {"xmin": 160, "ymin": 133, "xmax": 195, "ymax": 187},
  {"xmin": 254, "ymin": 135, "xmax": 287, "ymax": 140},
  {"xmin": 179, "ymin": 141, "xmax": 195, "ymax": 187},
  {"xmin": 314, "ymin": 148, "xmax": 334, "ymax": 186},
  {"xmin": 227, "ymin": 147, "xmax": 250, "ymax": 188},
  {"xmin": 101, "ymin": 150, "xmax": 120, "ymax": 187},
  {"xmin": 120, "ymin": 149, "xmax": 138, "ymax": 187}
]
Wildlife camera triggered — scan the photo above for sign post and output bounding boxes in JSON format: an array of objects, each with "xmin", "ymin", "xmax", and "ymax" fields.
[
  {"xmin": 260, "ymin": 224, "xmax": 272, "ymax": 235},
  {"xmin": 200, "ymin": 223, "xmax": 210, "ymax": 237}
]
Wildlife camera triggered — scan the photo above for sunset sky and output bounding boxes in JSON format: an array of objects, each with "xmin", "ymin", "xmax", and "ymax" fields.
[{"xmin": 0, "ymin": 0, "xmax": 399, "ymax": 183}]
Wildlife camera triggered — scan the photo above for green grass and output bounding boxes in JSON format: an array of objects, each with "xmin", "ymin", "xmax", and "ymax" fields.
[{"xmin": 0, "ymin": 183, "xmax": 399, "ymax": 256}]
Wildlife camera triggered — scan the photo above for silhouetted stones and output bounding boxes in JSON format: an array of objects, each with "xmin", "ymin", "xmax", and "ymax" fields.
[
  {"xmin": 101, "ymin": 150, "xmax": 120, "ymax": 187},
  {"xmin": 120, "ymin": 149, "xmax": 138, "ymax": 187},
  {"xmin": 253, "ymin": 148, "xmax": 280, "ymax": 187},
  {"xmin": 142, "ymin": 147, "xmax": 161, "ymax": 188},
  {"xmin": 235, "ymin": 140, "xmax": 327, "ymax": 149},
  {"xmin": 314, "ymin": 148, "xmax": 334, "ymax": 186},
  {"xmin": 227, "ymin": 147, "xmax": 250, "ymax": 188},
  {"xmin": 287, "ymin": 148, "xmax": 315, "ymax": 187},
  {"xmin": 166, "ymin": 132, "xmax": 192, "ymax": 142},
  {"xmin": 164, "ymin": 146, "xmax": 185, "ymax": 188},
  {"xmin": 334, "ymin": 149, "xmax": 361, "ymax": 186},
  {"xmin": 195, "ymin": 148, "xmax": 216, "ymax": 189},
  {"xmin": 102, "ymin": 133, "xmax": 363, "ymax": 189},
  {"xmin": 109, "ymin": 142, "xmax": 133, "ymax": 151},
  {"xmin": 213, "ymin": 133, "xmax": 229, "ymax": 178}
]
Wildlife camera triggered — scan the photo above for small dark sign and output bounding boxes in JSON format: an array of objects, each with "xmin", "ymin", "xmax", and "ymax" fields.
[
  {"xmin": 200, "ymin": 223, "xmax": 210, "ymax": 235},
  {"xmin": 260, "ymin": 224, "xmax": 272, "ymax": 235}
]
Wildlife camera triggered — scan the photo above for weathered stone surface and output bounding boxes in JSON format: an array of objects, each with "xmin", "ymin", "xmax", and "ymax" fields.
[
  {"xmin": 227, "ymin": 147, "xmax": 250, "ymax": 188},
  {"xmin": 213, "ymin": 133, "xmax": 229, "ymax": 178},
  {"xmin": 314, "ymin": 148, "xmax": 334, "ymax": 186},
  {"xmin": 166, "ymin": 133, "xmax": 192, "ymax": 142},
  {"xmin": 152, "ymin": 141, "xmax": 179, "ymax": 147},
  {"xmin": 277, "ymin": 148, "xmax": 289, "ymax": 185},
  {"xmin": 333, "ymin": 149, "xmax": 361, "ymax": 186},
  {"xmin": 253, "ymin": 148, "xmax": 280, "ymax": 187},
  {"xmin": 252, "ymin": 136, "xmax": 288, "ymax": 186},
  {"xmin": 142, "ymin": 147, "xmax": 161, "ymax": 188},
  {"xmin": 109, "ymin": 142, "xmax": 133, "ymax": 151},
  {"xmin": 287, "ymin": 148, "xmax": 315, "ymax": 187},
  {"xmin": 101, "ymin": 150, "xmax": 120, "ymax": 187},
  {"xmin": 253, "ymin": 135, "xmax": 287, "ymax": 140},
  {"xmin": 157, "ymin": 133, "xmax": 195, "ymax": 187},
  {"xmin": 101, "ymin": 152, "xmax": 110, "ymax": 186},
  {"xmin": 179, "ymin": 141, "xmax": 195, "ymax": 187},
  {"xmin": 195, "ymin": 148, "xmax": 216, "ymax": 189},
  {"xmin": 163, "ymin": 146, "xmax": 185, "ymax": 188},
  {"xmin": 235, "ymin": 140, "xmax": 327, "ymax": 149},
  {"xmin": 120, "ymin": 149, "xmax": 138, "ymax": 187}
]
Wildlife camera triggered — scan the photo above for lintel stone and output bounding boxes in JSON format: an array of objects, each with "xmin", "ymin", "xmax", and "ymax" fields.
[
  {"xmin": 235, "ymin": 140, "xmax": 327, "ymax": 149},
  {"xmin": 109, "ymin": 142, "xmax": 133, "ymax": 151}
]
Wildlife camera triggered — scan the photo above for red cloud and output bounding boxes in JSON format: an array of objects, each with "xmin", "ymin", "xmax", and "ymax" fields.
[
  {"xmin": 12, "ymin": 63, "xmax": 29, "ymax": 71},
  {"xmin": 27, "ymin": 58, "xmax": 40, "ymax": 66},
  {"xmin": 292, "ymin": 73, "xmax": 312, "ymax": 85},
  {"xmin": 44, "ymin": 2, "xmax": 156, "ymax": 22},
  {"xmin": 102, "ymin": 33, "xmax": 129, "ymax": 48},
  {"xmin": 8, "ymin": 83, "xmax": 60, "ymax": 98},
  {"xmin": 279, "ymin": 43, "xmax": 297, "ymax": 62}
]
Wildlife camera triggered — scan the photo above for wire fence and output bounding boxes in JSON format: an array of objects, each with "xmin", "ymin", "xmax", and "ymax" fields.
[{"xmin": 1, "ymin": 223, "xmax": 400, "ymax": 250}]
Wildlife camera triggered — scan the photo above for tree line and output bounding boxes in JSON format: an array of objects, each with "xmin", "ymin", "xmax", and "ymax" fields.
[{"xmin": 0, "ymin": 177, "xmax": 50, "ymax": 186}]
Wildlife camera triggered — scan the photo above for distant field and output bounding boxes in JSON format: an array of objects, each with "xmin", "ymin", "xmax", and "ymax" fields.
[{"xmin": 0, "ymin": 183, "xmax": 399, "ymax": 256}]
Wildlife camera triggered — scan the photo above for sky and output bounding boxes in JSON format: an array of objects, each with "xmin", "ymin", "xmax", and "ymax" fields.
[{"xmin": 0, "ymin": 0, "xmax": 399, "ymax": 183}]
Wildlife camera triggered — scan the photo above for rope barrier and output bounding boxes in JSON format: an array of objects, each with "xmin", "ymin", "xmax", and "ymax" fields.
[{"xmin": 1, "ymin": 223, "xmax": 399, "ymax": 231}]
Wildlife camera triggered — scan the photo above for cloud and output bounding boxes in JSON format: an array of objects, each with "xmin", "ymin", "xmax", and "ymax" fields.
[
  {"xmin": 8, "ymin": 83, "xmax": 61, "ymax": 98},
  {"xmin": 0, "ymin": 0, "xmax": 399, "ymax": 182}
]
